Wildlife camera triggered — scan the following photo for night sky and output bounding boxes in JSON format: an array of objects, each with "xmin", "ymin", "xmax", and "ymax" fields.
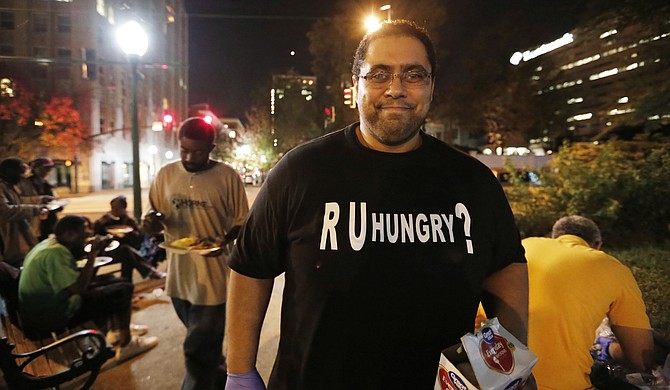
[{"xmin": 185, "ymin": 0, "xmax": 577, "ymax": 120}]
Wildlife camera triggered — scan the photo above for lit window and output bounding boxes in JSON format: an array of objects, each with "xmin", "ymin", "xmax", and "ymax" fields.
[
  {"xmin": 599, "ymin": 29, "xmax": 617, "ymax": 39},
  {"xmin": 589, "ymin": 68, "xmax": 618, "ymax": 81},
  {"xmin": 567, "ymin": 113, "xmax": 592, "ymax": 122}
]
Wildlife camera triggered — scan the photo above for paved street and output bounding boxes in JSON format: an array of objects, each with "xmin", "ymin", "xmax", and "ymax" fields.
[{"xmin": 0, "ymin": 185, "xmax": 282, "ymax": 389}]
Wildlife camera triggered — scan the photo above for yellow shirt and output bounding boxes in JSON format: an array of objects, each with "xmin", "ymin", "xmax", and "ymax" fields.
[{"xmin": 524, "ymin": 235, "xmax": 650, "ymax": 390}]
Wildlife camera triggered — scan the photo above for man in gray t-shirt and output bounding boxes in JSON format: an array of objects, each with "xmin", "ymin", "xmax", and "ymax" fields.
[{"xmin": 143, "ymin": 117, "xmax": 248, "ymax": 390}]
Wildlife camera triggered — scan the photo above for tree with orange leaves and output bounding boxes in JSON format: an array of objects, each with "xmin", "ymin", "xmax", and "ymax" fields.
[
  {"xmin": 38, "ymin": 97, "xmax": 89, "ymax": 156},
  {"xmin": 0, "ymin": 79, "xmax": 89, "ymax": 159},
  {"xmin": 0, "ymin": 78, "xmax": 41, "ymax": 157}
]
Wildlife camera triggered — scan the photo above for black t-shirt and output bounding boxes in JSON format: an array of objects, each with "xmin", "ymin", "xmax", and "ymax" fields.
[{"xmin": 230, "ymin": 123, "xmax": 525, "ymax": 390}]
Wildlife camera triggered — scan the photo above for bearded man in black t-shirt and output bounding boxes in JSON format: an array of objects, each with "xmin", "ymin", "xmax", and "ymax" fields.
[{"xmin": 225, "ymin": 20, "xmax": 537, "ymax": 390}]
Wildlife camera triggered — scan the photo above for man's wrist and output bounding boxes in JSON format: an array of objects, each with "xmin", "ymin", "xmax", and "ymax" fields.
[{"xmin": 226, "ymin": 368, "xmax": 265, "ymax": 390}]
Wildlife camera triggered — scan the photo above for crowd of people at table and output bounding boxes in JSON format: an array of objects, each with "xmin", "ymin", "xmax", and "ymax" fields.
[{"xmin": 0, "ymin": 19, "xmax": 665, "ymax": 390}]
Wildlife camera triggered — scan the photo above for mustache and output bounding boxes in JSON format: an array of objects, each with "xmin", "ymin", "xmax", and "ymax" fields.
[{"xmin": 375, "ymin": 101, "xmax": 415, "ymax": 109}]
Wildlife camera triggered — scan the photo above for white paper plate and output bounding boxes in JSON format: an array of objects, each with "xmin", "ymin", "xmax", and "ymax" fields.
[
  {"xmin": 158, "ymin": 243, "xmax": 221, "ymax": 256},
  {"xmin": 158, "ymin": 242, "xmax": 190, "ymax": 255},
  {"xmin": 45, "ymin": 199, "xmax": 70, "ymax": 211},
  {"xmin": 84, "ymin": 240, "xmax": 120, "ymax": 253},
  {"xmin": 106, "ymin": 225, "xmax": 134, "ymax": 235},
  {"xmin": 77, "ymin": 256, "xmax": 114, "ymax": 268},
  {"xmin": 192, "ymin": 246, "xmax": 222, "ymax": 255}
]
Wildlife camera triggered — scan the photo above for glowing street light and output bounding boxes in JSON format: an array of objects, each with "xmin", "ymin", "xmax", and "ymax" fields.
[
  {"xmin": 366, "ymin": 5, "xmax": 392, "ymax": 33},
  {"xmin": 365, "ymin": 15, "xmax": 382, "ymax": 33},
  {"xmin": 117, "ymin": 20, "xmax": 148, "ymax": 220}
]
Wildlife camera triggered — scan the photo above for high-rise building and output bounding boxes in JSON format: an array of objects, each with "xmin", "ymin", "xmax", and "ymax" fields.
[
  {"xmin": 0, "ymin": 0, "xmax": 188, "ymax": 192},
  {"xmin": 510, "ymin": 12, "xmax": 670, "ymax": 142},
  {"xmin": 270, "ymin": 72, "xmax": 319, "ymax": 151}
]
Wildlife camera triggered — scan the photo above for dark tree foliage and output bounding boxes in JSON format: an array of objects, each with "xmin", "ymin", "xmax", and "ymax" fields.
[{"xmin": 444, "ymin": 11, "xmax": 547, "ymax": 146}]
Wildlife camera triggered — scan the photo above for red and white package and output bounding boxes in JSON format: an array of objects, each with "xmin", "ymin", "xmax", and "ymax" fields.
[
  {"xmin": 461, "ymin": 317, "xmax": 537, "ymax": 389},
  {"xmin": 435, "ymin": 317, "xmax": 537, "ymax": 390}
]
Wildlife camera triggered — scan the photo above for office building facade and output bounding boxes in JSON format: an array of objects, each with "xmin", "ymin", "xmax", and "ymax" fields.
[
  {"xmin": 510, "ymin": 12, "xmax": 670, "ymax": 142},
  {"xmin": 0, "ymin": 0, "xmax": 188, "ymax": 192}
]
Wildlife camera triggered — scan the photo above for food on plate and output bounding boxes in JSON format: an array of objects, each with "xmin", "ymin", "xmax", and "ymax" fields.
[
  {"xmin": 171, "ymin": 237, "xmax": 198, "ymax": 248},
  {"xmin": 170, "ymin": 237, "xmax": 219, "ymax": 250},
  {"xmin": 190, "ymin": 238, "xmax": 219, "ymax": 250}
]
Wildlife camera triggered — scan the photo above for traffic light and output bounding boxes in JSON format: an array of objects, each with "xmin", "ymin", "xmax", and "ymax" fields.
[
  {"xmin": 343, "ymin": 88, "xmax": 352, "ymax": 107},
  {"xmin": 323, "ymin": 106, "xmax": 336, "ymax": 128},
  {"xmin": 343, "ymin": 87, "xmax": 356, "ymax": 109}
]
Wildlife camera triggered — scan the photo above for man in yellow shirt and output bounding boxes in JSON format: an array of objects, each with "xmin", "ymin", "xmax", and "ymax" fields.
[{"xmin": 524, "ymin": 216, "xmax": 653, "ymax": 389}]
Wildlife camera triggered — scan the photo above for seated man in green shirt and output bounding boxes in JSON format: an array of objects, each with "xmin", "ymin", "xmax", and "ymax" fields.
[{"xmin": 18, "ymin": 215, "xmax": 158, "ymax": 361}]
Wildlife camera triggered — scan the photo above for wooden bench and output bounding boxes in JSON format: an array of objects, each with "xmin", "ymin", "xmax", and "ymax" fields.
[{"xmin": 0, "ymin": 298, "xmax": 115, "ymax": 390}]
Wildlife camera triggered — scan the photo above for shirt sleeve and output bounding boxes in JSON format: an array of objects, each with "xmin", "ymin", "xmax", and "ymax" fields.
[
  {"xmin": 608, "ymin": 264, "xmax": 652, "ymax": 330},
  {"xmin": 229, "ymin": 177, "xmax": 286, "ymax": 279}
]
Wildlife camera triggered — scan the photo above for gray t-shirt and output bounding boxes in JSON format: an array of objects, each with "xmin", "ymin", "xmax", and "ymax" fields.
[{"xmin": 148, "ymin": 160, "xmax": 248, "ymax": 305}]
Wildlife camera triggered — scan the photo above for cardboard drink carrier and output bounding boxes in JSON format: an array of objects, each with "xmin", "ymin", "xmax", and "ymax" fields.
[{"xmin": 435, "ymin": 317, "xmax": 538, "ymax": 390}]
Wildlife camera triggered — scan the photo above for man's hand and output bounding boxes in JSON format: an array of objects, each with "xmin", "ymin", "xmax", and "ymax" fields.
[
  {"xmin": 38, "ymin": 207, "xmax": 49, "ymax": 220},
  {"xmin": 142, "ymin": 211, "xmax": 165, "ymax": 234},
  {"xmin": 89, "ymin": 234, "xmax": 114, "ymax": 256},
  {"xmin": 40, "ymin": 195, "xmax": 54, "ymax": 204},
  {"xmin": 225, "ymin": 369, "xmax": 266, "ymax": 390},
  {"xmin": 591, "ymin": 336, "xmax": 616, "ymax": 364}
]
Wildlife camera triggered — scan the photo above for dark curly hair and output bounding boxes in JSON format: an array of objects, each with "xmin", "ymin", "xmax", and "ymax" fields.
[
  {"xmin": 178, "ymin": 117, "xmax": 216, "ymax": 144},
  {"xmin": 351, "ymin": 19, "xmax": 437, "ymax": 77}
]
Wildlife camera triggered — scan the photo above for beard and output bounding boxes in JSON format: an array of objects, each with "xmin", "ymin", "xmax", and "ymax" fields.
[{"xmin": 360, "ymin": 102, "xmax": 426, "ymax": 147}]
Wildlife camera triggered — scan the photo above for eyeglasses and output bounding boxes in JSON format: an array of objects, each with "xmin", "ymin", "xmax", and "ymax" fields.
[{"xmin": 359, "ymin": 70, "xmax": 432, "ymax": 87}]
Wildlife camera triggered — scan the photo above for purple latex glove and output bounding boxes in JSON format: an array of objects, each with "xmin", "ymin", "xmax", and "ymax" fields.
[
  {"xmin": 590, "ymin": 336, "xmax": 616, "ymax": 364},
  {"xmin": 226, "ymin": 369, "xmax": 266, "ymax": 390}
]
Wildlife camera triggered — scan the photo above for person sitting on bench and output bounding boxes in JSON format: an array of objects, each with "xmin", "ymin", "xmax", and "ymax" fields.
[
  {"xmin": 18, "ymin": 215, "xmax": 158, "ymax": 361},
  {"xmin": 93, "ymin": 195, "xmax": 165, "ymax": 281}
]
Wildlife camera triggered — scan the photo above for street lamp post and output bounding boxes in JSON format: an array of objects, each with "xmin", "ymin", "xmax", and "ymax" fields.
[
  {"xmin": 117, "ymin": 20, "xmax": 148, "ymax": 221},
  {"xmin": 380, "ymin": 4, "xmax": 392, "ymax": 22}
]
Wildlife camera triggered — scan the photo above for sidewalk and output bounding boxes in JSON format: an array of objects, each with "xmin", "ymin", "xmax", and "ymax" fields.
[{"xmin": 76, "ymin": 274, "xmax": 187, "ymax": 390}]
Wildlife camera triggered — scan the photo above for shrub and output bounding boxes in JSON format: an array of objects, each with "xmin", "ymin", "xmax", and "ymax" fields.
[
  {"xmin": 609, "ymin": 245, "xmax": 670, "ymax": 340},
  {"xmin": 507, "ymin": 140, "xmax": 670, "ymax": 244}
]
